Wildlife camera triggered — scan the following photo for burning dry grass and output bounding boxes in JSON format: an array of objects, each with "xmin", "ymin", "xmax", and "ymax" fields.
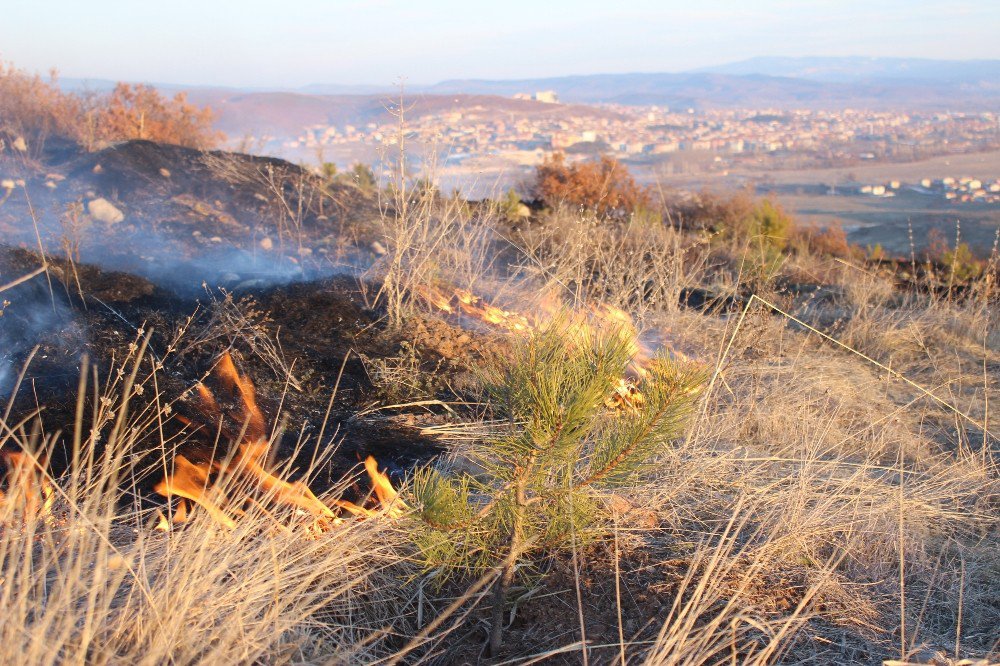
[
  {"xmin": 397, "ymin": 271, "xmax": 997, "ymax": 661},
  {"xmin": 0, "ymin": 478, "xmax": 410, "ymax": 664},
  {"xmin": 1, "ymin": 181, "xmax": 998, "ymax": 664},
  {"xmin": 0, "ymin": 343, "xmax": 414, "ymax": 664}
]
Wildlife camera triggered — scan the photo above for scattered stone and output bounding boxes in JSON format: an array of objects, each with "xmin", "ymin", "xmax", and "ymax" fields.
[
  {"xmin": 370, "ymin": 241, "xmax": 387, "ymax": 256},
  {"xmin": 259, "ymin": 237, "xmax": 273, "ymax": 251},
  {"xmin": 15, "ymin": 179, "xmax": 25, "ymax": 188},
  {"xmin": 45, "ymin": 181, "xmax": 57, "ymax": 189},
  {"xmin": 92, "ymin": 164, "xmax": 103, "ymax": 174},
  {"xmin": 297, "ymin": 247, "xmax": 313, "ymax": 257},
  {"xmin": 12, "ymin": 136, "xmax": 27, "ymax": 152},
  {"xmin": 209, "ymin": 236, "xmax": 223, "ymax": 243},
  {"xmin": 44, "ymin": 173, "xmax": 65, "ymax": 182},
  {"xmin": 87, "ymin": 198, "xmax": 125, "ymax": 224},
  {"xmin": 515, "ymin": 203, "xmax": 531, "ymax": 218},
  {"xmin": 192, "ymin": 230, "xmax": 202, "ymax": 237},
  {"xmin": 159, "ymin": 168, "xmax": 171, "ymax": 178},
  {"xmin": 170, "ymin": 194, "xmax": 240, "ymax": 228},
  {"xmin": 1, "ymin": 179, "xmax": 14, "ymax": 191}
]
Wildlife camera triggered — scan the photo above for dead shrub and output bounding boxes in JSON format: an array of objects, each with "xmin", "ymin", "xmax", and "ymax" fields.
[
  {"xmin": 531, "ymin": 152, "xmax": 651, "ymax": 218},
  {"xmin": 0, "ymin": 61, "xmax": 222, "ymax": 153}
]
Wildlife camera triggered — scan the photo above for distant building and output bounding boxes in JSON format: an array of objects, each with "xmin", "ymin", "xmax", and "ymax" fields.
[{"xmin": 533, "ymin": 90, "xmax": 559, "ymax": 104}]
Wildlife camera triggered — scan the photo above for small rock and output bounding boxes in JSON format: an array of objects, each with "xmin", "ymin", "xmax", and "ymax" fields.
[
  {"xmin": 45, "ymin": 173, "xmax": 65, "ymax": 182},
  {"xmin": 209, "ymin": 236, "xmax": 223, "ymax": 243},
  {"xmin": 192, "ymin": 230, "xmax": 202, "ymax": 237},
  {"xmin": 297, "ymin": 247, "xmax": 313, "ymax": 257},
  {"xmin": 259, "ymin": 237, "xmax": 273, "ymax": 251},
  {"xmin": 1, "ymin": 179, "xmax": 14, "ymax": 190},
  {"xmin": 92, "ymin": 164, "xmax": 103, "ymax": 174},
  {"xmin": 370, "ymin": 241, "xmax": 387, "ymax": 256},
  {"xmin": 14, "ymin": 179, "xmax": 25, "ymax": 188},
  {"xmin": 45, "ymin": 181, "xmax": 57, "ymax": 189},
  {"xmin": 12, "ymin": 136, "xmax": 27, "ymax": 152},
  {"xmin": 159, "ymin": 168, "xmax": 171, "ymax": 178},
  {"xmin": 87, "ymin": 198, "xmax": 125, "ymax": 224},
  {"xmin": 515, "ymin": 203, "xmax": 531, "ymax": 218}
]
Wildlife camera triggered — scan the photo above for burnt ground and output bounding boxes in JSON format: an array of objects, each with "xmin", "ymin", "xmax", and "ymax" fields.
[
  {"xmin": 0, "ymin": 139, "xmax": 496, "ymax": 506},
  {"xmin": 0, "ymin": 139, "xmax": 382, "ymax": 293},
  {"xmin": 0, "ymin": 241, "xmax": 505, "ymax": 506}
]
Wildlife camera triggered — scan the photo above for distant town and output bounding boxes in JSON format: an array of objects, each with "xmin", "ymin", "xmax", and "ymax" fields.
[
  {"xmin": 859, "ymin": 175, "xmax": 1000, "ymax": 205},
  {"xmin": 274, "ymin": 91, "xmax": 1000, "ymax": 187}
]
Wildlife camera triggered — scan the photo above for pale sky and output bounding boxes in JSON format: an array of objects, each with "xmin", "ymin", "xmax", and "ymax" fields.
[{"xmin": 2, "ymin": 0, "xmax": 998, "ymax": 87}]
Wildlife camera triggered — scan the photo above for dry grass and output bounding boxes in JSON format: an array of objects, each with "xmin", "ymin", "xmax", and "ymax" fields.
[
  {"xmin": 0, "ymin": 339, "xmax": 413, "ymax": 665},
  {"xmin": 511, "ymin": 207, "xmax": 712, "ymax": 319},
  {"xmin": 2, "ymin": 179, "xmax": 998, "ymax": 664}
]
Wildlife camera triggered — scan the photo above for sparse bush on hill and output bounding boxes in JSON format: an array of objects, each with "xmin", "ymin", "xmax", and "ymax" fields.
[
  {"xmin": 670, "ymin": 187, "xmax": 756, "ymax": 231},
  {"xmin": 793, "ymin": 221, "xmax": 859, "ymax": 260},
  {"xmin": 746, "ymin": 198, "xmax": 795, "ymax": 251},
  {"xmin": 349, "ymin": 162, "xmax": 378, "ymax": 192},
  {"xmin": 0, "ymin": 62, "xmax": 82, "ymax": 154},
  {"xmin": 90, "ymin": 83, "xmax": 221, "ymax": 150},
  {"xmin": 0, "ymin": 61, "xmax": 221, "ymax": 153},
  {"xmin": 532, "ymin": 152, "xmax": 651, "ymax": 218},
  {"xmin": 927, "ymin": 227, "xmax": 986, "ymax": 284}
]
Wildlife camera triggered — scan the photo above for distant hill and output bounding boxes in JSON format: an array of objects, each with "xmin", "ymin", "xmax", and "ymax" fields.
[
  {"xmin": 423, "ymin": 70, "xmax": 999, "ymax": 110},
  {"xmin": 56, "ymin": 57, "xmax": 1000, "ymax": 146},
  {"xmin": 696, "ymin": 56, "xmax": 1000, "ymax": 85},
  {"xmin": 181, "ymin": 90, "xmax": 621, "ymax": 138}
]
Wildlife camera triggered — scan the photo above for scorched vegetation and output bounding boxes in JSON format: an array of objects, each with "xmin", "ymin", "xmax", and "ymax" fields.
[{"xmin": 0, "ymin": 95, "xmax": 998, "ymax": 665}]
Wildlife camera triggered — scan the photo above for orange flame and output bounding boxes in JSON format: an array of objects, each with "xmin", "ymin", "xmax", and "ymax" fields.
[
  {"xmin": 0, "ymin": 450, "xmax": 56, "ymax": 524},
  {"xmin": 155, "ymin": 352, "xmax": 404, "ymax": 531},
  {"xmin": 418, "ymin": 285, "xmax": 532, "ymax": 333},
  {"xmin": 418, "ymin": 283, "xmax": 659, "ymax": 409},
  {"xmin": 226, "ymin": 442, "xmax": 336, "ymax": 520},
  {"xmin": 153, "ymin": 455, "xmax": 237, "ymax": 529},
  {"xmin": 364, "ymin": 455, "xmax": 407, "ymax": 517}
]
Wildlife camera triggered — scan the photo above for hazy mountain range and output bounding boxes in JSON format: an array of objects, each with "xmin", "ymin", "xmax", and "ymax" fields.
[
  {"xmin": 696, "ymin": 56, "xmax": 1000, "ymax": 85},
  {"xmin": 297, "ymin": 57, "xmax": 1000, "ymax": 109},
  {"xmin": 62, "ymin": 56, "xmax": 1000, "ymax": 110},
  {"xmin": 58, "ymin": 57, "xmax": 999, "ymax": 147}
]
